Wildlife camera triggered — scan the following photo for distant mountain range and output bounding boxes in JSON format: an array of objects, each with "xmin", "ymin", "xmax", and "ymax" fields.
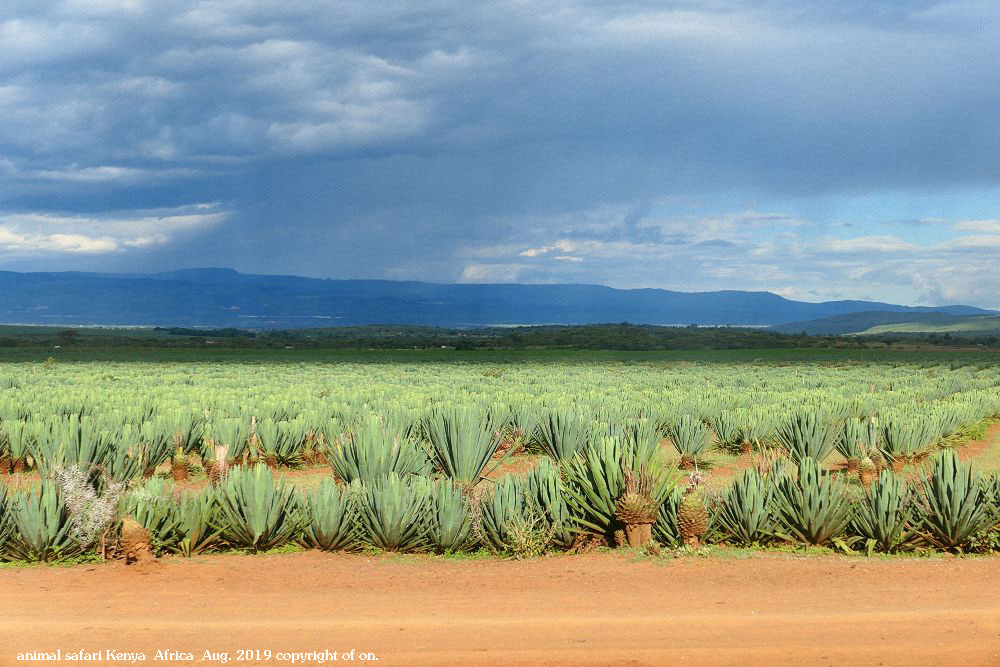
[{"xmin": 0, "ymin": 268, "xmax": 995, "ymax": 330}]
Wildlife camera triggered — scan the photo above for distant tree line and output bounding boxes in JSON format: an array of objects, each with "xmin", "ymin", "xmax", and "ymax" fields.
[{"xmin": 4, "ymin": 323, "xmax": 998, "ymax": 351}]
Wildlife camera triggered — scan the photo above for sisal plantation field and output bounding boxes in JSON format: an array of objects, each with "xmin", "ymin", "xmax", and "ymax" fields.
[
  {"xmin": 1, "ymin": 348, "xmax": 999, "ymax": 560},
  {"xmin": 2, "ymin": 349, "xmax": 1000, "ymax": 665}
]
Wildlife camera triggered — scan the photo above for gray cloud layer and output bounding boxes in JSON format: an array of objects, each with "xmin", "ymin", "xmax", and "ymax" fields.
[{"xmin": 1, "ymin": 1, "xmax": 999, "ymax": 307}]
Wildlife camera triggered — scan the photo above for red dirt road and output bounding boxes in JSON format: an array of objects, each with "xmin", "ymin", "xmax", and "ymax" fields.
[{"xmin": 2, "ymin": 552, "xmax": 999, "ymax": 666}]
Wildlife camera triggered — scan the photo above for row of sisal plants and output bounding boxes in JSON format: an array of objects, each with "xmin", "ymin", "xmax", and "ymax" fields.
[
  {"xmin": 3, "ymin": 357, "xmax": 1000, "ymax": 429},
  {"xmin": 1, "ymin": 358, "xmax": 998, "ymax": 561},
  {"xmin": 0, "ymin": 405, "xmax": 998, "ymax": 563},
  {"xmin": 0, "ymin": 384, "xmax": 998, "ymax": 482}
]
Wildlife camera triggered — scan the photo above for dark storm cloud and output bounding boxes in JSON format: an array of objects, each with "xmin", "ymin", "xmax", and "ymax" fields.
[{"xmin": 1, "ymin": 1, "xmax": 999, "ymax": 306}]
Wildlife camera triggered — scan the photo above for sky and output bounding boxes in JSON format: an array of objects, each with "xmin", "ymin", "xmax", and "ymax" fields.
[{"xmin": 1, "ymin": 0, "xmax": 999, "ymax": 308}]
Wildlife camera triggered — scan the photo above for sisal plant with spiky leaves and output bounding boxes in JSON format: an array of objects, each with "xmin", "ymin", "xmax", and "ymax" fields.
[
  {"xmin": 614, "ymin": 465, "xmax": 659, "ymax": 547},
  {"xmin": 665, "ymin": 415, "xmax": 711, "ymax": 469},
  {"xmin": 563, "ymin": 434, "xmax": 676, "ymax": 544},
  {"xmin": 773, "ymin": 457, "xmax": 852, "ymax": 547},
  {"xmin": 327, "ymin": 415, "xmax": 432, "ymax": 484},
  {"xmin": 849, "ymin": 469, "xmax": 916, "ymax": 554},
  {"xmin": 299, "ymin": 478, "xmax": 358, "ymax": 552},
  {"xmin": 423, "ymin": 479, "xmax": 476, "ymax": 553},
  {"xmin": 714, "ymin": 468, "xmax": 775, "ymax": 546},
  {"xmin": 916, "ymin": 450, "xmax": 993, "ymax": 551},
  {"xmin": 535, "ymin": 409, "xmax": 591, "ymax": 462},
  {"xmin": 214, "ymin": 464, "xmax": 301, "ymax": 553},
  {"xmin": 423, "ymin": 406, "xmax": 506, "ymax": 485},
  {"xmin": 776, "ymin": 412, "xmax": 836, "ymax": 464},
  {"xmin": 5, "ymin": 480, "xmax": 86, "ymax": 563},
  {"xmin": 356, "ymin": 473, "xmax": 430, "ymax": 552}
]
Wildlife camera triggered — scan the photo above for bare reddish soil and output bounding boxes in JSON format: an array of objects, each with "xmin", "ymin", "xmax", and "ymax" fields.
[
  {"xmin": 959, "ymin": 421, "xmax": 1000, "ymax": 462},
  {"xmin": 2, "ymin": 552, "xmax": 998, "ymax": 666}
]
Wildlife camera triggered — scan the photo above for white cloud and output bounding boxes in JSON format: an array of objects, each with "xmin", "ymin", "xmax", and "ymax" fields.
[
  {"xmin": 45, "ymin": 234, "xmax": 120, "ymax": 253},
  {"xmin": 953, "ymin": 219, "xmax": 1000, "ymax": 233},
  {"xmin": 0, "ymin": 204, "xmax": 228, "ymax": 255},
  {"xmin": 459, "ymin": 263, "xmax": 527, "ymax": 283},
  {"xmin": 24, "ymin": 165, "xmax": 196, "ymax": 183},
  {"xmin": 519, "ymin": 239, "xmax": 581, "ymax": 257},
  {"xmin": 0, "ymin": 18, "xmax": 110, "ymax": 69},
  {"xmin": 461, "ymin": 202, "xmax": 1000, "ymax": 308},
  {"xmin": 946, "ymin": 234, "xmax": 1000, "ymax": 250},
  {"xmin": 0, "ymin": 227, "xmax": 117, "ymax": 254},
  {"xmin": 519, "ymin": 247, "xmax": 549, "ymax": 257},
  {"xmin": 57, "ymin": 0, "xmax": 146, "ymax": 16},
  {"xmin": 820, "ymin": 235, "xmax": 919, "ymax": 254}
]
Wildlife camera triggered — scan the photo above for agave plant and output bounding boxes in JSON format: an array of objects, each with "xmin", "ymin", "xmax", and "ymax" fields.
[
  {"xmin": 614, "ymin": 465, "xmax": 660, "ymax": 547},
  {"xmin": 535, "ymin": 409, "xmax": 590, "ymax": 462},
  {"xmin": 881, "ymin": 414, "xmax": 938, "ymax": 468},
  {"xmin": 984, "ymin": 474, "xmax": 1000, "ymax": 526},
  {"xmin": 849, "ymin": 470, "xmax": 915, "ymax": 553},
  {"xmin": 165, "ymin": 409, "xmax": 203, "ymax": 480},
  {"xmin": 524, "ymin": 458, "xmax": 574, "ymax": 549},
  {"xmin": 103, "ymin": 423, "xmax": 159, "ymax": 483},
  {"xmin": 776, "ymin": 412, "xmax": 836, "ymax": 464},
  {"xmin": 740, "ymin": 411, "xmax": 776, "ymax": 453},
  {"xmin": 917, "ymin": 450, "xmax": 992, "ymax": 551},
  {"xmin": 255, "ymin": 418, "xmax": 294, "ymax": 469},
  {"xmin": 1, "ymin": 419, "xmax": 34, "ymax": 473},
  {"xmin": 773, "ymin": 457, "xmax": 852, "ymax": 547},
  {"xmin": 677, "ymin": 473, "xmax": 711, "ymax": 547},
  {"xmin": 165, "ymin": 409, "xmax": 203, "ymax": 454},
  {"xmin": 665, "ymin": 415, "xmax": 711, "ymax": 468},
  {"xmin": 837, "ymin": 417, "xmax": 879, "ymax": 468},
  {"xmin": 32, "ymin": 415, "xmax": 114, "ymax": 478},
  {"xmin": 423, "ymin": 479, "xmax": 475, "ymax": 553},
  {"xmin": 507, "ymin": 405, "xmax": 543, "ymax": 453},
  {"xmin": 652, "ymin": 488, "xmax": 684, "ymax": 547},
  {"xmin": 328, "ymin": 416, "xmax": 431, "ymax": 483},
  {"xmin": 423, "ymin": 406, "xmax": 505, "ymax": 485},
  {"xmin": 618, "ymin": 418, "xmax": 662, "ymax": 467},
  {"xmin": 0, "ymin": 426, "xmax": 11, "ymax": 474},
  {"xmin": 177, "ymin": 487, "xmax": 221, "ymax": 557},
  {"xmin": 276, "ymin": 419, "xmax": 311, "ymax": 467},
  {"xmin": 563, "ymin": 435, "xmax": 675, "ymax": 540},
  {"xmin": 356, "ymin": 473, "xmax": 430, "ymax": 551},
  {"xmin": 298, "ymin": 478, "xmax": 358, "ymax": 551},
  {"xmin": 709, "ymin": 411, "xmax": 744, "ymax": 452},
  {"xmin": 215, "ymin": 464, "xmax": 300, "ymax": 553},
  {"xmin": 126, "ymin": 478, "xmax": 183, "ymax": 555},
  {"xmin": 6, "ymin": 481, "xmax": 85, "ymax": 562},
  {"xmin": 714, "ymin": 468, "xmax": 775, "ymax": 546},
  {"xmin": 258, "ymin": 418, "xmax": 310, "ymax": 468},
  {"xmin": 140, "ymin": 419, "xmax": 174, "ymax": 476},
  {"xmin": 476, "ymin": 474, "xmax": 551, "ymax": 557},
  {"xmin": 212, "ymin": 417, "xmax": 253, "ymax": 466},
  {"xmin": 0, "ymin": 486, "xmax": 14, "ymax": 557}
]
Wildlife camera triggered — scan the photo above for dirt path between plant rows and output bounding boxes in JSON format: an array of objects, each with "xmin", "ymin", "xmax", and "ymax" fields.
[
  {"xmin": 2, "ymin": 552, "xmax": 998, "ymax": 667},
  {"xmin": 4, "ymin": 421, "xmax": 999, "ymax": 495},
  {"xmin": 958, "ymin": 421, "xmax": 1000, "ymax": 462}
]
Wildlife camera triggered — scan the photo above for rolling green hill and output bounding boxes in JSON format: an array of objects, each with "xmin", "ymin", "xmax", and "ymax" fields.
[
  {"xmin": 773, "ymin": 311, "xmax": 1000, "ymax": 336},
  {"xmin": 861, "ymin": 315, "xmax": 1000, "ymax": 334}
]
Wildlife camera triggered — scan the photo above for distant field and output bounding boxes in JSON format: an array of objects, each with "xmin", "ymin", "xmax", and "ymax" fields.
[
  {"xmin": 860, "ymin": 315, "xmax": 1000, "ymax": 334},
  {"xmin": 773, "ymin": 310, "xmax": 1000, "ymax": 336}
]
